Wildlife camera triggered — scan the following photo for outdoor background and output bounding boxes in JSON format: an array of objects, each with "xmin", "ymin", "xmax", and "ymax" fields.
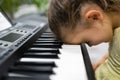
[{"xmin": 0, "ymin": 0, "xmax": 49, "ymax": 19}]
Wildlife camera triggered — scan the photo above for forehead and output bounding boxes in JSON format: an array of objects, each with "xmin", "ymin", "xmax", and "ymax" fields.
[{"xmin": 60, "ymin": 26, "xmax": 84, "ymax": 44}]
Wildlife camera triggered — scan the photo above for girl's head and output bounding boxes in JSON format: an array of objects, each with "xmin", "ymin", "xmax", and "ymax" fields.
[{"xmin": 48, "ymin": 0, "xmax": 120, "ymax": 46}]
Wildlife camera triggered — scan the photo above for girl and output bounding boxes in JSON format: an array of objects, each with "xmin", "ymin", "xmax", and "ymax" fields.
[{"xmin": 48, "ymin": 0, "xmax": 120, "ymax": 80}]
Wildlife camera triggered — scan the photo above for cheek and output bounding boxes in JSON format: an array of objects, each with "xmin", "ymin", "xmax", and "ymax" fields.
[
  {"xmin": 91, "ymin": 30, "xmax": 113, "ymax": 43},
  {"xmin": 103, "ymin": 30, "xmax": 113, "ymax": 41},
  {"xmin": 84, "ymin": 30, "xmax": 113, "ymax": 45}
]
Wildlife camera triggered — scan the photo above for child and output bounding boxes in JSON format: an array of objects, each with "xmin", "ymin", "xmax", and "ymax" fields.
[{"xmin": 48, "ymin": 0, "xmax": 120, "ymax": 80}]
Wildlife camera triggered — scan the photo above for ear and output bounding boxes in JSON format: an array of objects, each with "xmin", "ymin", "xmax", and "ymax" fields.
[{"xmin": 85, "ymin": 10, "xmax": 103, "ymax": 21}]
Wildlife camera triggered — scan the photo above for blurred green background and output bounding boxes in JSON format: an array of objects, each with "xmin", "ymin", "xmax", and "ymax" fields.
[{"xmin": 0, "ymin": 0, "xmax": 49, "ymax": 19}]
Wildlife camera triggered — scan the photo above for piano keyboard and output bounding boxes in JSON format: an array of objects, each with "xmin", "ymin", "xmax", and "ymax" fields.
[
  {"xmin": 1, "ymin": 27, "xmax": 95, "ymax": 80},
  {"xmin": 50, "ymin": 45, "xmax": 88, "ymax": 80}
]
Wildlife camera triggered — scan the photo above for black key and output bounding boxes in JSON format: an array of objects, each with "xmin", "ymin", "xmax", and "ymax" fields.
[
  {"xmin": 44, "ymin": 29, "xmax": 52, "ymax": 32},
  {"xmin": 40, "ymin": 35, "xmax": 55, "ymax": 38},
  {"xmin": 32, "ymin": 43, "xmax": 61, "ymax": 48},
  {"xmin": 27, "ymin": 48, "xmax": 60, "ymax": 53},
  {"xmin": 15, "ymin": 61, "xmax": 56, "ymax": 67},
  {"xmin": 35, "ymin": 40, "xmax": 62, "ymax": 44},
  {"xmin": 23, "ymin": 52, "xmax": 59, "ymax": 59},
  {"xmin": 3, "ymin": 76, "xmax": 50, "ymax": 80},
  {"xmin": 42, "ymin": 32, "xmax": 54, "ymax": 35},
  {"xmin": 7, "ymin": 72, "xmax": 51, "ymax": 79},
  {"xmin": 44, "ymin": 29, "xmax": 52, "ymax": 33},
  {"xmin": 9, "ymin": 65, "xmax": 53, "ymax": 74},
  {"xmin": 37, "ymin": 38, "xmax": 58, "ymax": 41}
]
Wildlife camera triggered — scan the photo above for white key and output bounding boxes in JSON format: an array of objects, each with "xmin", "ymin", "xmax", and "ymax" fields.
[
  {"xmin": 20, "ymin": 58, "xmax": 60, "ymax": 64},
  {"xmin": 20, "ymin": 44, "xmax": 88, "ymax": 80},
  {"xmin": 50, "ymin": 44, "xmax": 88, "ymax": 80}
]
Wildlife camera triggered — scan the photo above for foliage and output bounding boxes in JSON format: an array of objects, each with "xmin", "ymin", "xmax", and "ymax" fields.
[{"xmin": 0, "ymin": 0, "xmax": 49, "ymax": 18}]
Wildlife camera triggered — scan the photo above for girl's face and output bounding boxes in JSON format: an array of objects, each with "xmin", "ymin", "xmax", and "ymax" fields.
[
  {"xmin": 60, "ymin": 3, "xmax": 116, "ymax": 46},
  {"xmin": 61, "ymin": 18, "xmax": 113, "ymax": 46}
]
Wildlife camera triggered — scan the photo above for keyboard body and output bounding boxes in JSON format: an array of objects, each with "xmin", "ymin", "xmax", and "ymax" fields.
[{"xmin": 0, "ymin": 23, "xmax": 95, "ymax": 80}]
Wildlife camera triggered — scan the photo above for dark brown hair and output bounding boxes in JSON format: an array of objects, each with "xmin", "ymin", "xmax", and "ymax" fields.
[{"xmin": 48, "ymin": 0, "xmax": 120, "ymax": 40}]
